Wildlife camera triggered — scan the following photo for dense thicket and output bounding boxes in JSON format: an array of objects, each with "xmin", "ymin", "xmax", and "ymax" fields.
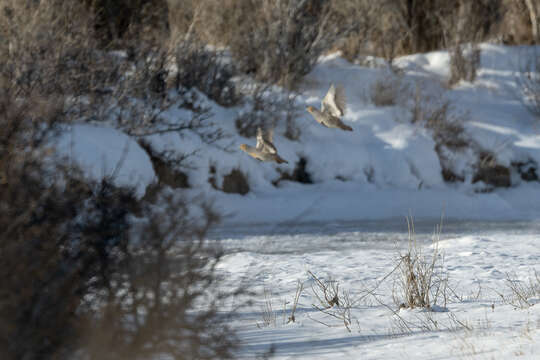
[{"xmin": 0, "ymin": 1, "xmax": 237, "ymax": 359}]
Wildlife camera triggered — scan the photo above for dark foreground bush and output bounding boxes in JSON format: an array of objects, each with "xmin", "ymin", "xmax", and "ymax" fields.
[
  {"xmin": 0, "ymin": 120, "xmax": 238, "ymax": 360},
  {"xmin": 0, "ymin": 1, "xmax": 239, "ymax": 359}
]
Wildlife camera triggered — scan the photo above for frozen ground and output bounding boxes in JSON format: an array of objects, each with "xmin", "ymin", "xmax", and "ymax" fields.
[{"xmin": 216, "ymin": 220, "xmax": 540, "ymax": 359}]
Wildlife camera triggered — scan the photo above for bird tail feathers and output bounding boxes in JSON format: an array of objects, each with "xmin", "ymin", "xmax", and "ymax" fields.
[
  {"xmin": 339, "ymin": 123, "xmax": 353, "ymax": 131},
  {"xmin": 276, "ymin": 156, "xmax": 288, "ymax": 164}
]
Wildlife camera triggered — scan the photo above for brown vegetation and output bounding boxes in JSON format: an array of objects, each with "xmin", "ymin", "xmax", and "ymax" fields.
[{"xmin": 0, "ymin": 1, "xmax": 240, "ymax": 359}]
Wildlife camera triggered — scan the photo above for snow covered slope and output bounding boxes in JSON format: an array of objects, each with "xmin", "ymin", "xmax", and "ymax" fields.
[{"xmin": 58, "ymin": 44, "xmax": 540, "ymax": 224}]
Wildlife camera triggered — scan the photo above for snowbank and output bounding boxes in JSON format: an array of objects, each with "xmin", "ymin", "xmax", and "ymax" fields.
[{"xmin": 55, "ymin": 44, "xmax": 540, "ymax": 224}]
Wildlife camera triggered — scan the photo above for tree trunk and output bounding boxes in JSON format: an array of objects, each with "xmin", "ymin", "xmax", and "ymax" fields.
[{"xmin": 524, "ymin": 0, "xmax": 540, "ymax": 43}]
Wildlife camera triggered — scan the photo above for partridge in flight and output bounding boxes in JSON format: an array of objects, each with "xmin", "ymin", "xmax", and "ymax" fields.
[
  {"xmin": 239, "ymin": 127, "xmax": 288, "ymax": 164},
  {"xmin": 306, "ymin": 84, "xmax": 352, "ymax": 131}
]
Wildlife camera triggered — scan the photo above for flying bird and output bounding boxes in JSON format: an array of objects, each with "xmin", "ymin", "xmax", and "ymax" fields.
[
  {"xmin": 239, "ymin": 127, "xmax": 288, "ymax": 164},
  {"xmin": 306, "ymin": 84, "xmax": 352, "ymax": 131}
]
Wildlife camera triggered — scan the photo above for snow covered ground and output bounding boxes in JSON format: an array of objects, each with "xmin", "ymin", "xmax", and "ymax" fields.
[{"xmin": 216, "ymin": 220, "xmax": 540, "ymax": 359}]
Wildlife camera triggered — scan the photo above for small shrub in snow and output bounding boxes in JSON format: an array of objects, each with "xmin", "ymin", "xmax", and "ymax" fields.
[
  {"xmin": 501, "ymin": 270, "xmax": 540, "ymax": 309},
  {"xmin": 209, "ymin": 166, "xmax": 250, "ymax": 195},
  {"xmin": 307, "ymin": 271, "xmax": 353, "ymax": 332},
  {"xmin": 405, "ymin": 83, "xmax": 472, "ymax": 183},
  {"xmin": 369, "ymin": 72, "xmax": 408, "ymax": 107},
  {"xmin": 235, "ymin": 83, "xmax": 302, "ymax": 140},
  {"xmin": 448, "ymin": 44, "xmax": 481, "ymax": 86},
  {"xmin": 393, "ymin": 218, "xmax": 449, "ymax": 310}
]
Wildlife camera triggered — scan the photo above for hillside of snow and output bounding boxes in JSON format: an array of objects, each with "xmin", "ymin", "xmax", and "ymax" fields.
[{"xmin": 57, "ymin": 43, "xmax": 540, "ymax": 225}]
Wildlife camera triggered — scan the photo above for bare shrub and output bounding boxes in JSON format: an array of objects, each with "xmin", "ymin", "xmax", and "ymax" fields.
[
  {"xmin": 401, "ymin": 85, "xmax": 471, "ymax": 185},
  {"xmin": 256, "ymin": 280, "xmax": 304, "ymax": 328},
  {"xmin": 79, "ymin": 193, "xmax": 238, "ymax": 360},
  {"xmin": 196, "ymin": 0, "xmax": 356, "ymax": 87},
  {"xmin": 283, "ymin": 92, "xmax": 302, "ymax": 141},
  {"xmin": 0, "ymin": 0, "xmax": 100, "ymax": 99},
  {"xmin": 0, "ymin": 2, "xmax": 241, "ymax": 359},
  {"xmin": 407, "ymin": 83, "xmax": 469, "ymax": 151},
  {"xmin": 370, "ymin": 72, "xmax": 409, "ymax": 107},
  {"xmin": 472, "ymin": 150, "xmax": 511, "ymax": 188},
  {"xmin": 500, "ymin": 270, "xmax": 540, "ymax": 309},
  {"xmin": 2, "ymin": 0, "xmax": 231, "ymax": 153},
  {"xmin": 518, "ymin": 51, "xmax": 540, "ymax": 122},
  {"xmin": 393, "ymin": 218, "xmax": 449, "ymax": 310},
  {"xmin": 307, "ymin": 271, "xmax": 353, "ymax": 332},
  {"xmin": 235, "ymin": 83, "xmax": 301, "ymax": 139},
  {"xmin": 436, "ymin": 2, "xmax": 485, "ymax": 86},
  {"xmin": 0, "ymin": 126, "xmax": 237, "ymax": 360},
  {"xmin": 448, "ymin": 44, "xmax": 481, "ymax": 86},
  {"xmin": 0, "ymin": 118, "xmax": 238, "ymax": 360},
  {"xmin": 333, "ymin": 1, "xmax": 383, "ymax": 62},
  {"xmin": 308, "ymin": 271, "xmax": 340, "ymax": 309},
  {"xmin": 336, "ymin": 0, "xmax": 502, "ymax": 60},
  {"xmin": 0, "ymin": 90, "xmax": 85, "ymax": 360},
  {"xmin": 171, "ymin": 38, "xmax": 240, "ymax": 107}
]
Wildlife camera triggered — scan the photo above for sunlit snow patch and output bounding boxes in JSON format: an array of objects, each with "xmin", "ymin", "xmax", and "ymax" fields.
[{"xmin": 56, "ymin": 124, "xmax": 156, "ymax": 197}]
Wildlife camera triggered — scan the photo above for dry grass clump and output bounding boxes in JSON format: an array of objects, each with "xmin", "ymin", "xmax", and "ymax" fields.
[
  {"xmin": 500, "ymin": 270, "xmax": 540, "ymax": 309},
  {"xmin": 393, "ymin": 218, "xmax": 450, "ymax": 310}
]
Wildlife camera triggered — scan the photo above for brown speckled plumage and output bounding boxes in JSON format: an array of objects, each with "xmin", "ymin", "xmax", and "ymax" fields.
[{"xmin": 306, "ymin": 84, "xmax": 352, "ymax": 131}]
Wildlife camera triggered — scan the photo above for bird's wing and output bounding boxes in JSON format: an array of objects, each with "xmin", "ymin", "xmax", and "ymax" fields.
[
  {"xmin": 321, "ymin": 84, "xmax": 346, "ymax": 117},
  {"xmin": 264, "ymin": 128, "xmax": 277, "ymax": 154},
  {"xmin": 256, "ymin": 127, "xmax": 264, "ymax": 151},
  {"xmin": 257, "ymin": 127, "xmax": 277, "ymax": 154},
  {"xmin": 266, "ymin": 127, "xmax": 274, "ymax": 143}
]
